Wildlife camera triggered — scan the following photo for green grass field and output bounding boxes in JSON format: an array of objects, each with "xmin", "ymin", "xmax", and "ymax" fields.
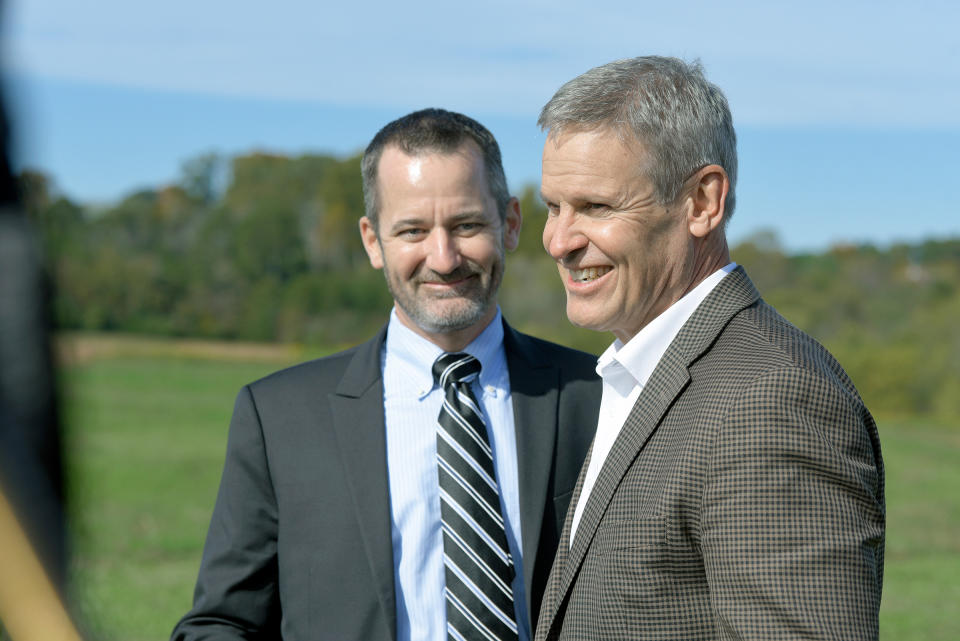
[{"xmin": 59, "ymin": 337, "xmax": 959, "ymax": 640}]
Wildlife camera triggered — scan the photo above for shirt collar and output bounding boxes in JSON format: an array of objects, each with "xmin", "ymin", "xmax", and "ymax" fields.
[
  {"xmin": 385, "ymin": 306, "xmax": 506, "ymax": 398},
  {"xmin": 598, "ymin": 263, "xmax": 737, "ymax": 390}
]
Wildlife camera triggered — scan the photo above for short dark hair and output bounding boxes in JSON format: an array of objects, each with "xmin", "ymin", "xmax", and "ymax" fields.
[{"xmin": 361, "ymin": 108, "xmax": 510, "ymax": 229}]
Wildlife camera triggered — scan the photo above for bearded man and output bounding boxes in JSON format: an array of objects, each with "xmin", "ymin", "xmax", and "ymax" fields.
[{"xmin": 172, "ymin": 108, "xmax": 601, "ymax": 641}]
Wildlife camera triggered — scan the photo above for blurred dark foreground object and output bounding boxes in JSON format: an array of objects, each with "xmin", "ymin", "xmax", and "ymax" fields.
[
  {"xmin": 0, "ymin": 32, "xmax": 82, "ymax": 639},
  {"xmin": 0, "ymin": 205, "xmax": 66, "ymax": 589}
]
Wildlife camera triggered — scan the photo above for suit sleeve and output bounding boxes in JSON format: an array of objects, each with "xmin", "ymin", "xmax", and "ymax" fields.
[
  {"xmin": 701, "ymin": 366, "xmax": 885, "ymax": 640},
  {"xmin": 171, "ymin": 386, "xmax": 282, "ymax": 640}
]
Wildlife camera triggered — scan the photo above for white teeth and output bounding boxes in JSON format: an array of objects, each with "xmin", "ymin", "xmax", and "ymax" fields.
[{"xmin": 570, "ymin": 267, "xmax": 611, "ymax": 282}]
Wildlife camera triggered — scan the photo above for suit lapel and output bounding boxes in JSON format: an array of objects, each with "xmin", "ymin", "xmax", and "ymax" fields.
[
  {"xmin": 535, "ymin": 436, "xmax": 592, "ymax": 637},
  {"xmin": 327, "ymin": 326, "xmax": 397, "ymax": 641},
  {"xmin": 542, "ymin": 267, "xmax": 761, "ymax": 636},
  {"xmin": 557, "ymin": 353, "xmax": 690, "ymax": 594},
  {"xmin": 503, "ymin": 322, "xmax": 560, "ymax": 621}
]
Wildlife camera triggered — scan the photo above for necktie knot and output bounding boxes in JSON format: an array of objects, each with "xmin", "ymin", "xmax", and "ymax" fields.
[{"xmin": 433, "ymin": 352, "xmax": 481, "ymax": 389}]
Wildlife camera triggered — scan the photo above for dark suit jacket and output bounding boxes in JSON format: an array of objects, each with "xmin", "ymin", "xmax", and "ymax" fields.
[
  {"xmin": 172, "ymin": 319, "xmax": 600, "ymax": 641},
  {"xmin": 536, "ymin": 267, "xmax": 885, "ymax": 641}
]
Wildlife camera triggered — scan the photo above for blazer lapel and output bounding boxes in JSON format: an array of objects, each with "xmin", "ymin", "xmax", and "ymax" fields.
[
  {"xmin": 535, "ymin": 436, "xmax": 592, "ymax": 639},
  {"xmin": 327, "ymin": 326, "xmax": 397, "ymax": 641},
  {"xmin": 503, "ymin": 321, "xmax": 560, "ymax": 621},
  {"xmin": 544, "ymin": 267, "xmax": 761, "ymax": 633}
]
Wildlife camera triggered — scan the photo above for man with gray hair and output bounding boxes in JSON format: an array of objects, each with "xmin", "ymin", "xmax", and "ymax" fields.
[{"xmin": 533, "ymin": 57, "xmax": 885, "ymax": 640}]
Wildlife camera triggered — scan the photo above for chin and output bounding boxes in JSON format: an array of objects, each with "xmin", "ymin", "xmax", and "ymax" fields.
[
  {"xmin": 567, "ymin": 310, "xmax": 613, "ymax": 335},
  {"xmin": 418, "ymin": 300, "xmax": 491, "ymax": 332},
  {"xmin": 567, "ymin": 314, "xmax": 597, "ymax": 331}
]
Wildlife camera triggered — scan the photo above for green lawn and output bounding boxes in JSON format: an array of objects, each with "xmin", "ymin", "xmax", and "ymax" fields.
[
  {"xmin": 60, "ymin": 344, "xmax": 959, "ymax": 640},
  {"xmin": 62, "ymin": 349, "xmax": 301, "ymax": 641},
  {"xmin": 877, "ymin": 419, "xmax": 960, "ymax": 640}
]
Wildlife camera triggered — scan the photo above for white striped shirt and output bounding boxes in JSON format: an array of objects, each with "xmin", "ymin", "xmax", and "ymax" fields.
[{"xmin": 382, "ymin": 307, "xmax": 529, "ymax": 641}]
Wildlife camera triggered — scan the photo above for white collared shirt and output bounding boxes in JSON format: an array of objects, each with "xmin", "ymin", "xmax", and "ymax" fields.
[
  {"xmin": 568, "ymin": 263, "xmax": 738, "ymax": 545},
  {"xmin": 381, "ymin": 307, "xmax": 530, "ymax": 641}
]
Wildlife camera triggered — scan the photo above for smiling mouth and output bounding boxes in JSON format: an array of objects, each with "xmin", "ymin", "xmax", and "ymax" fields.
[
  {"xmin": 418, "ymin": 267, "xmax": 481, "ymax": 285},
  {"xmin": 421, "ymin": 274, "xmax": 477, "ymax": 286},
  {"xmin": 569, "ymin": 266, "xmax": 612, "ymax": 283},
  {"xmin": 418, "ymin": 270, "xmax": 483, "ymax": 294}
]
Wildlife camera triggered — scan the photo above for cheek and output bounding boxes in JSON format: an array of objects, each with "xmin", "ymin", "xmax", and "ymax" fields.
[
  {"xmin": 463, "ymin": 236, "xmax": 502, "ymax": 265},
  {"xmin": 385, "ymin": 245, "xmax": 424, "ymax": 278},
  {"xmin": 592, "ymin": 221, "xmax": 632, "ymax": 246},
  {"xmin": 592, "ymin": 218, "xmax": 664, "ymax": 266}
]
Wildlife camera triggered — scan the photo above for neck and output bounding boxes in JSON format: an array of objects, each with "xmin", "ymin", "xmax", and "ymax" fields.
[{"xmin": 683, "ymin": 234, "xmax": 730, "ymax": 298}]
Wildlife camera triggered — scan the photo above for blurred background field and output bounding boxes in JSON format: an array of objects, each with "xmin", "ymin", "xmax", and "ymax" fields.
[{"xmin": 59, "ymin": 338, "xmax": 302, "ymax": 640}]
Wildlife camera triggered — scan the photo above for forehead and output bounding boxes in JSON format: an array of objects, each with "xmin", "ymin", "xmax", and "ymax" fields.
[
  {"xmin": 376, "ymin": 142, "xmax": 495, "ymax": 221},
  {"xmin": 541, "ymin": 127, "xmax": 652, "ymax": 202},
  {"xmin": 378, "ymin": 141, "xmax": 487, "ymax": 191}
]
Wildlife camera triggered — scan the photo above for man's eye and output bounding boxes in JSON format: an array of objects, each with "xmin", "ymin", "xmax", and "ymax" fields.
[
  {"xmin": 453, "ymin": 221, "xmax": 485, "ymax": 234},
  {"xmin": 587, "ymin": 202, "xmax": 608, "ymax": 212},
  {"xmin": 545, "ymin": 203, "xmax": 560, "ymax": 216},
  {"xmin": 400, "ymin": 228, "xmax": 425, "ymax": 238}
]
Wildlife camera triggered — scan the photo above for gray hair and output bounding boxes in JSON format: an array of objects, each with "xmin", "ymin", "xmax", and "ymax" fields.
[
  {"xmin": 538, "ymin": 56, "xmax": 737, "ymax": 218},
  {"xmin": 361, "ymin": 108, "xmax": 510, "ymax": 230}
]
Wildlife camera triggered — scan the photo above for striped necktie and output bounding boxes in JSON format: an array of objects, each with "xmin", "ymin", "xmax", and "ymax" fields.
[{"xmin": 433, "ymin": 352, "xmax": 519, "ymax": 641}]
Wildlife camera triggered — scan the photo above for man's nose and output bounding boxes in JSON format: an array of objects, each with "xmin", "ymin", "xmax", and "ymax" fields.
[
  {"xmin": 543, "ymin": 207, "xmax": 587, "ymax": 262},
  {"xmin": 424, "ymin": 229, "xmax": 462, "ymax": 274}
]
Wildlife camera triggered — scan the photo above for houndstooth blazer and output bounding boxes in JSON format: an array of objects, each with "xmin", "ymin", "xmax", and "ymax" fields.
[{"xmin": 535, "ymin": 266, "xmax": 885, "ymax": 641}]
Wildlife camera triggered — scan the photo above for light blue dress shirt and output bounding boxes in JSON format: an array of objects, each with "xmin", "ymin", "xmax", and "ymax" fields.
[{"xmin": 381, "ymin": 307, "xmax": 529, "ymax": 641}]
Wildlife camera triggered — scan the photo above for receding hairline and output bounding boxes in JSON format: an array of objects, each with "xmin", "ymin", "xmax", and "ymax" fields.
[
  {"xmin": 361, "ymin": 108, "xmax": 511, "ymax": 227},
  {"xmin": 543, "ymin": 120, "xmax": 656, "ymax": 173},
  {"xmin": 379, "ymin": 136, "xmax": 486, "ymax": 164},
  {"xmin": 370, "ymin": 139, "xmax": 502, "ymax": 223}
]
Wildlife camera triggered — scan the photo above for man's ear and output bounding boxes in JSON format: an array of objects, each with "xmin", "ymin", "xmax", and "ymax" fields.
[
  {"xmin": 359, "ymin": 216, "xmax": 384, "ymax": 269},
  {"xmin": 502, "ymin": 197, "xmax": 522, "ymax": 251},
  {"xmin": 687, "ymin": 165, "xmax": 729, "ymax": 238}
]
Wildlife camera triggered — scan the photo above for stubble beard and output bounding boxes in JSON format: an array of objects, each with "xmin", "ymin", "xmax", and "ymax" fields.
[{"xmin": 383, "ymin": 254, "xmax": 505, "ymax": 335}]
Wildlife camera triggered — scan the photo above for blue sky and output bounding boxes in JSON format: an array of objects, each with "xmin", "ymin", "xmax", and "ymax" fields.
[{"xmin": 4, "ymin": 0, "xmax": 959, "ymax": 251}]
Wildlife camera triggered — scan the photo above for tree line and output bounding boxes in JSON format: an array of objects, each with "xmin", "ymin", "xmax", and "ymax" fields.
[{"xmin": 21, "ymin": 151, "xmax": 960, "ymax": 420}]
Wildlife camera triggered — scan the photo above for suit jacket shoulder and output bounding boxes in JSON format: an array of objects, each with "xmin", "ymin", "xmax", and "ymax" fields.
[
  {"xmin": 506, "ymin": 326, "xmax": 598, "ymax": 371},
  {"xmin": 502, "ymin": 323, "xmax": 600, "ymax": 485},
  {"xmin": 720, "ymin": 297, "xmax": 867, "ymax": 402},
  {"xmin": 247, "ymin": 327, "xmax": 385, "ymax": 401},
  {"xmin": 503, "ymin": 324, "xmax": 599, "ymax": 406},
  {"xmin": 172, "ymin": 328, "xmax": 393, "ymax": 641}
]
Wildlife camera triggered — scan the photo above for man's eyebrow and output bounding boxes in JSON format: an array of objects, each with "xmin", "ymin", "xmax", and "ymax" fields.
[
  {"xmin": 448, "ymin": 211, "xmax": 486, "ymax": 223},
  {"xmin": 387, "ymin": 211, "xmax": 487, "ymax": 233},
  {"xmin": 388, "ymin": 217, "xmax": 427, "ymax": 232},
  {"xmin": 541, "ymin": 190, "xmax": 614, "ymax": 207}
]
